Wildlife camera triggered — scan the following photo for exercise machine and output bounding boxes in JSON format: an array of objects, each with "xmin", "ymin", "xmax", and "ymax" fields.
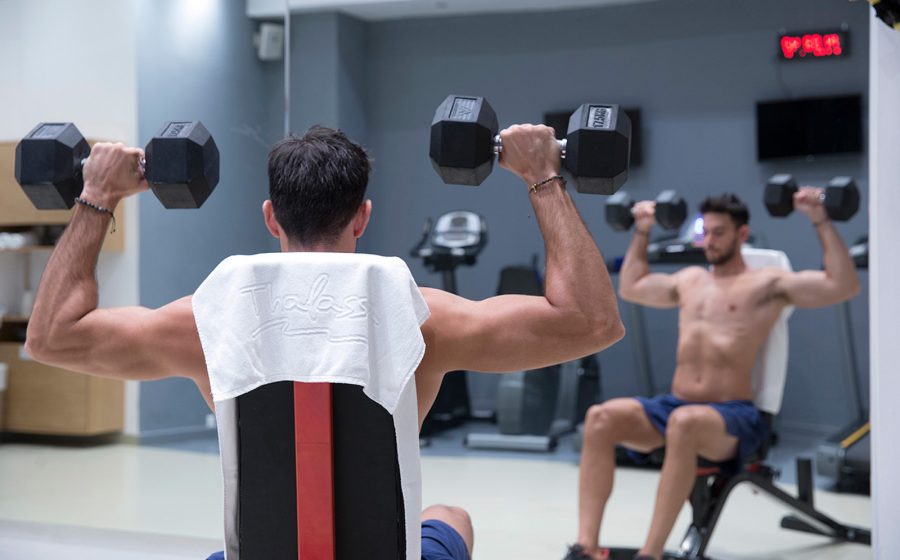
[{"xmin": 411, "ymin": 210, "xmax": 486, "ymax": 435}]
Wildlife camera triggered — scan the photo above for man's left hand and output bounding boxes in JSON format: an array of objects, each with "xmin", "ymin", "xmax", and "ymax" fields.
[{"xmin": 794, "ymin": 186, "xmax": 828, "ymax": 224}]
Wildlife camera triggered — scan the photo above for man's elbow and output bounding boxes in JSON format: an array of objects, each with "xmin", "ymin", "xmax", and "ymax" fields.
[
  {"xmin": 844, "ymin": 279, "xmax": 862, "ymax": 301},
  {"xmin": 24, "ymin": 334, "xmax": 49, "ymax": 363},
  {"xmin": 588, "ymin": 316, "xmax": 625, "ymax": 352},
  {"xmin": 24, "ymin": 328, "xmax": 68, "ymax": 365}
]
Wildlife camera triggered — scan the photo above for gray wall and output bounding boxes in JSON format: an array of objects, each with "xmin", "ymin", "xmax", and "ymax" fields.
[
  {"xmin": 354, "ymin": 0, "xmax": 870, "ymax": 435},
  {"xmin": 284, "ymin": 13, "xmax": 369, "ymax": 142},
  {"xmin": 133, "ymin": 0, "xmax": 871, "ymax": 438},
  {"xmin": 136, "ymin": 0, "xmax": 280, "ymax": 438}
]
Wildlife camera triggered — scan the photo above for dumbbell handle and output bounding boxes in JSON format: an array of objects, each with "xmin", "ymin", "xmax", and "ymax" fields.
[
  {"xmin": 492, "ymin": 136, "xmax": 568, "ymax": 159},
  {"xmin": 77, "ymin": 156, "xmax": 147, "ymax": 177}
]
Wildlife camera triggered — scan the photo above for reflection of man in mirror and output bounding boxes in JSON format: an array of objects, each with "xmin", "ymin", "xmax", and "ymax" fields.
[{"xmin": 566, "ymin": 192, "xmax": 859, "ymax": 560}]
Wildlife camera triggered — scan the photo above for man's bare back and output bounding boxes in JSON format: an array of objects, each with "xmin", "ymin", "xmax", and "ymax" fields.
[
  {"xmin": 164, "ymin": 285, "xmax": 580, "ymax": 430},
  {"xmin": 671, "ymin": 266, "xmax": 786, "ymax": 402}
]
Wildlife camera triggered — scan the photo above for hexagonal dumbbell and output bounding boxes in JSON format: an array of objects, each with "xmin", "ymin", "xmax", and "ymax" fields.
[
  {"xmin": 429, "ymin": 95, "xmax": 631, "ymax": 195},
  {"xmin": 764, "ymin": 174, "xmax": 860, "ymax": 222},
  {"xmin": 15, "ymin": 121, "xmax": 219, "ymax": 210},
  {"xmin": 605, "ymin": 189, "xmax": 688, "ymax": 231}
]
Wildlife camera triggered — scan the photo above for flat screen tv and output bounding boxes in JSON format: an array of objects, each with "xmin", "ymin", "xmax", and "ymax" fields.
[{"xmin": 755, "ymin": 94, "xmax": 863, "ymax": 161}]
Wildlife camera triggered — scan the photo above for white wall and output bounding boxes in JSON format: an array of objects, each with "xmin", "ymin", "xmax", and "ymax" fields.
[
  {"xmin": 0, "ymin": 0, "xmax": 142, "ymax": 436},
  {"xmin": 868, "ymin": 10, "xmax": 900, "ymax": 558}
]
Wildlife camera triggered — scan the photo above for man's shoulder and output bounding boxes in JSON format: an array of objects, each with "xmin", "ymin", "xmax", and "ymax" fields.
[
  {"xmin": 742, "ymin": 266, "xmax": 789, "ymax": 283},
  {"xmin": 675, "ymin": 266, "xmax": 709, "ymax": 280}
]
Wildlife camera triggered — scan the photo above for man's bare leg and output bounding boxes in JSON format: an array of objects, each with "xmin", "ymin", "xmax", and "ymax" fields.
[
  {"xmin": 638, "ymin": 405, "xmax": 738, "ymax": 560},
  {"xmin": 576, "ymin": 398, "xmax": 665, "ymax": 560}
]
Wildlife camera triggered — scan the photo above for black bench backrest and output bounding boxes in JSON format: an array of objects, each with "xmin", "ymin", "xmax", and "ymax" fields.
[{"xmin": 237, "ymin": 381, "xmax": 405, "ymax": 560}]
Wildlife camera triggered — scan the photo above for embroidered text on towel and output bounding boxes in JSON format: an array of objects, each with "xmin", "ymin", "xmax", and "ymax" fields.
[{"xmin": 239, "ymin": 273, "xmax": 381, "ymax": 345}]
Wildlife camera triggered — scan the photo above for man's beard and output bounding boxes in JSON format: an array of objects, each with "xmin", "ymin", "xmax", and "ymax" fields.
[{"xmin": 705, "ymin": 242, "xmax": 739, "ymax": 265}]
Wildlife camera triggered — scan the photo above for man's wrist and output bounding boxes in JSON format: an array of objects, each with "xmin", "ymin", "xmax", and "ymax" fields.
[
  {"xmin": 80, "ymin": 184, "xmax": 122, "ymax": 212},
  {"xmin": 634, "ymin": 227, "xmax": 652, "ymax": 236},
  {"xmin": 812, "ymin": 217, "xmax": 831, "ymax": 228},
  {"xmin": 528, "ymin": 174, "xmax": 566, "ymax": 194},
  {"xmin": 521, "ymin": 168, "xmax": 562, "ymax": 188}
]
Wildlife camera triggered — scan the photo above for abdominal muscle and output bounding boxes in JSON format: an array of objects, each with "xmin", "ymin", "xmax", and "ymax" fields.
[{"xmin": 672, "ymin": 317, "xmax": 768, "ymax": 402}]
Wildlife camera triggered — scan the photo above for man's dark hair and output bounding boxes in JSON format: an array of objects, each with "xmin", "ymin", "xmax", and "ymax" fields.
[
  {"xmin": 267, "ymin": 126, "xmax": 371, "ymax": 245},
  {"xmin": 699, "ymin": 193, "xmax": 750, "ymax": 228}
]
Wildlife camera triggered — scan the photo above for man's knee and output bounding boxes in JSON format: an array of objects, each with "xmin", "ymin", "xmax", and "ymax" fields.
[
  {"xmin": 423, "ymin": 504, "xmax": 471, "ymax": 528},
  {"xmin": 422, "ymin": 504, "xmax": 473, "ymax": 555},
  {"xmin": 584, "ymin": 400, "xmax": 636, "ymax": 442},
  {"xmin": 665, "ymin": 406, "xmax": 709, "ymax": 446}
]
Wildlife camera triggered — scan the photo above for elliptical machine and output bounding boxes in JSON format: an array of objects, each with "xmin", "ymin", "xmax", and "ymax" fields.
[{"xmin": 410, "ymin": 210, "xmax": 487, "ymax": 436}]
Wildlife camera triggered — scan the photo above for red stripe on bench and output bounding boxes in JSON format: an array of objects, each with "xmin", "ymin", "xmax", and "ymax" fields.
[{"xmin": 294, "ymin": 382, "xmax": 336, "ymax": 560}]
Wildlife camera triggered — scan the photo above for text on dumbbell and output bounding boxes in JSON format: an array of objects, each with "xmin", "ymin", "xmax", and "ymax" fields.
[
  {"xmin": 587, "ymin": 106, "xmax": 612, "ymax": 130},
  {"xmin": 449, "ymin": 98, "xmax": 478, "ymax": 122},
  {"xmin": 162, "ymin": 122, "xmax": 191, "ymax": 138},
  {"xmin": 34, "ymin": 124, "xmax": 66, "ymax": 139}
]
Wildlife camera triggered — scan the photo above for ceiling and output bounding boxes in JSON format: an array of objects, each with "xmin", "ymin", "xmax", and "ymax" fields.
[{"xmin": 247, "ymin": 0, "xmax": 659, "ymax": 21}]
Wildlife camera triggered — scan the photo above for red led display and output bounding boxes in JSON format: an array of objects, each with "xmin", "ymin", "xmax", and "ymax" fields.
[{"xmin": 779, "ymin": 30, "xmax": 847, "ymax": 60}]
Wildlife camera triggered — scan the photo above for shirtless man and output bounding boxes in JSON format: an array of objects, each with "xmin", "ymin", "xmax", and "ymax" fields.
[
  {"xmin": 564, "ymin": 192, "xmax": 860, "ymax": 560},
  {"xmin": 25, "ymin": 124, "xmax": 624, "ymax": 560}
]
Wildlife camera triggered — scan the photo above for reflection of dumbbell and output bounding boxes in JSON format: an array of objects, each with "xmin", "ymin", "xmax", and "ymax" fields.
[
  {"xmin": 429, "ymin": 95, "xmax": 631, "ymax": 195},
  {"xmin": 605, "ymin": 190, "xmax": 687, "ymax": 231},
  {"xmin": 15, "ymin": 121, "xmax": 219, "ymax": 210},
  {"xmin": 764, "ymin": 174, "xmax": 860, "ymax": 221}
]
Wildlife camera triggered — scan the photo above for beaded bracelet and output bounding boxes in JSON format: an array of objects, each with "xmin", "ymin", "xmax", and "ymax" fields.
[
  {"xmin": 74, "ymin": 197, "xmax": 117, "ymax": 234},
  {"xmin": 529, "ymin": 174, "xmax": 566, "ymax": 194}
]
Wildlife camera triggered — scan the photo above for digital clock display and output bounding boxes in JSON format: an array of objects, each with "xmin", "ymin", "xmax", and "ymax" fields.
[{"xmin": 779, "ymin": 30, "xmax": 847, "ymax": 60}]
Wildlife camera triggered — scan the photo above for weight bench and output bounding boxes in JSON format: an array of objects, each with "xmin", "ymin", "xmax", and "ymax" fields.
[
  {"xmin": 610, "ymin": 248, "xmax": 870, "ymax": 559},
  {"xmin": 194, "ymin": 253, "xmax": 428, "ymax": 559}
]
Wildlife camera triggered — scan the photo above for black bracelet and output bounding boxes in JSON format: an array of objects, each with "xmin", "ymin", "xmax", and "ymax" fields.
[
  {"xmin": 74, "ymin": 197, "xmax": 116, "ymax": 234},
  {"xmin": 529, "ymin": 175, "xmax": 566, "ymax": 194},
  {"xmin": 634, "ymin": 228, "xmax": 651, "ymax": 237}
]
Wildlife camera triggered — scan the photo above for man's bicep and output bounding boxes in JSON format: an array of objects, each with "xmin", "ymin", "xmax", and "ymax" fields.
[
  {"xmin": 775, "ymin": 270, "xmax": 844, "ymax": 308},
  {"xmin": 621, "ymin": 272, "xmax": 680, "ymax": 308},
  {"xmin": 424, "ymin": 290, "xmax": 598, "ymax": 374}
]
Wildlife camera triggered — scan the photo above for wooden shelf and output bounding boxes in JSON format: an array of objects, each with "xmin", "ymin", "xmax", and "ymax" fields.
[{"xmin": 0, "ymin": 342, "xmax": 124, "ymax": 436}]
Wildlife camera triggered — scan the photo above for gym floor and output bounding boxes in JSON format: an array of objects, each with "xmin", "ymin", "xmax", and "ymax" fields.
[{"xmin": 0, "ymin": 426, "xmax": 872, "ymax": 560}]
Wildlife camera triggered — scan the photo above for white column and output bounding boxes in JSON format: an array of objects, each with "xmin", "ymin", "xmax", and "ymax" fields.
[{"xmin": 869, "ymin": 9, "xmax": 900, "ymax": 557}]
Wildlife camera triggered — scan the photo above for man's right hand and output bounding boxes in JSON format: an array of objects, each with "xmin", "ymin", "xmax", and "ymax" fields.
[
  {"xmin": 633, "ymin": 200, "xmax": 656, "ymax": 233},
  {"xmin": 497, "ymin": 124, "xmax": 561, "ymax": 187},
  {"xmin": 82, "ymin": 142, "xmax": 149, "ymax": 210}
]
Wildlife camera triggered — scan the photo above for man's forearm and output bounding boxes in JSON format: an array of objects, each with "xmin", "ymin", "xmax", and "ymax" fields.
[
  {"xmin": 619, "ymin": 228, "xmax": 651, "ymax": 294},
  {"xmin": 529, "ymin": 179, "xmax": 620, "ymax": 332},
  {"xmin": 26, "ymin": 206, "xmax": 112, "ymax": 356},
  {"xmin": 815, "ymin": 220, "xmax": 860, "ymax": 296}
]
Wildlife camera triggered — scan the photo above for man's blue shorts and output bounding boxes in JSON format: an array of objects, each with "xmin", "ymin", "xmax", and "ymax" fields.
[
  {"xmin": 626, "ymin": 393, "xmax": 769, "ymax": 474},
  {"xmin": 422, "ymin": 518, "xmax": 470, "ymax": 560},
  {"xmin": 206, "ymin": 519, "xmax": 469, "ymax": 560}
]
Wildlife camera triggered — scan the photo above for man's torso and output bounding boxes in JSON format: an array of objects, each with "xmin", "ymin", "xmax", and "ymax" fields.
[{"xmin": 672, "ymin": 266, "xmax": 787, "ymax": 403}]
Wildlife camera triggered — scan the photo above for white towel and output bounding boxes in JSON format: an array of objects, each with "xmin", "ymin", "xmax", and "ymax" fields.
[
  {"xmin": 741, "ymin": 248, "xmax": 794, "ymax": 415},
  {"xmin": 192, "ymin": 252, "xmax": 430, "ymax": 413}
]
